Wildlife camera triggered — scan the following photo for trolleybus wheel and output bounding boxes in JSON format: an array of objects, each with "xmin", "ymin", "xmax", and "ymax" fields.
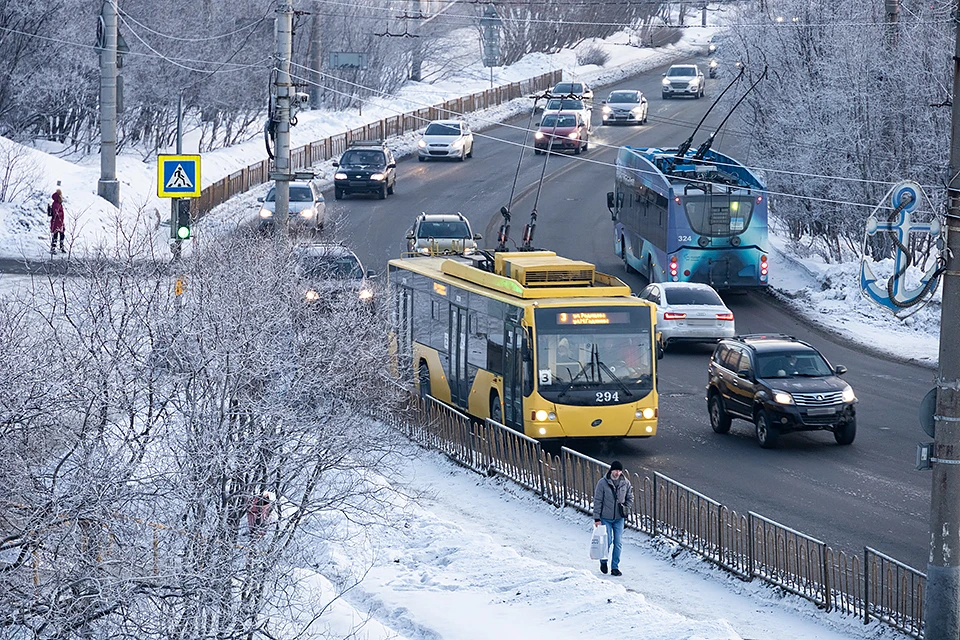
[
  {"xmin": 490, "ymin": 394, "xmax": 503, "ymax": 424},
  {"xmin": 418, "ymin": 362, "xmax": 431, "ymax": 399}
]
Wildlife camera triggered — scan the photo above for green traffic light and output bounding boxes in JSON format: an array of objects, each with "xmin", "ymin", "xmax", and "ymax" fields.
[{"xmin": 177, "ymin": 226, "xmax": 191, "ymax": 239}]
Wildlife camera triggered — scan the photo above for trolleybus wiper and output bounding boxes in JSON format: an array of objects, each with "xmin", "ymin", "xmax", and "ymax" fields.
[
  {"xmin": 693, "ymin": 66, "xmax": 767, "ymax": 161},
  {"xmin": 558, "ymin": 360, "xmax": 591, "ymax": 399},
  {"xmin": 591, "ymin": 345, "xmax": 633, "ymax": 397},
  {"xmin": 672, "ymin": 66, "xmax": 745, "ymax": 164}
]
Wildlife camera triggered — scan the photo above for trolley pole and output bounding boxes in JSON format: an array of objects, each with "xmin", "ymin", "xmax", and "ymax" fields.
[
  {"xmin": 272, "ymin": 0, "xmax": 294, "ymax": 233},
  {"xmin": 97, "ymin": 0, "xmax": 120, "ymax": 207},
  {"xmin": 924, "ymin": 1, "xmax": 960, "ymax": 634}
]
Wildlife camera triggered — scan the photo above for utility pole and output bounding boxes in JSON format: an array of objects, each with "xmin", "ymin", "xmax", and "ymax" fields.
[
  {"xmin": 702, "ymin": 4, "xmax": 707, "ymax": 28},
  {"xmin": 885, "ymin": 0, "xmax": 899, "ymax": 46},
  {"xmin": 924, "ymin": 1, "xmax": 960, "ymax": 634},
  {"xmin": 272, "ymin": 0, "xmax": 294, "ymax": 232},
  {"xmin": 97, "ymin": 0, "xmax": 120, "ymax": 208},
  {"xmin": 410, "ymin": 0, "xmax": 424, "ymax": 82},
  {"xmin": 308, "ymin": 13, "xmax": 322, "ymax": 109},
  {"xmin": 171, "ymin": 93, "xmax": 183, "ymax": 260}
]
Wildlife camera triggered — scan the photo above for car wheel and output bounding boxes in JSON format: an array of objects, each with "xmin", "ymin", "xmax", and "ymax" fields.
[
  {"xmin": 418, "ymin": 155, "xmax": 425, "ymax": 162},
  {"xmin": 458, "ymin": 150, "xmax": 465, "ymax": 162},
  {"xmin": 755, "ymin": 410, "xmax": 780, "ymax": 449},
  {"xmin": 574, "ymin": 144, "xmax": 582, "ymax": 155},
  {"xmin": 334, "ymin": 188, "xmax": 343, "ymax": 200},
  {"xmin": 662, "ymin": 92, "xmax": 669, "ymax": 100},
  {"xmin": 418, "ymin": 361, "xmax": 431, "ymax": 399},
  {"xmin": 387, "ymin": 181, "xmax": 394, "ymax": 195},
  {"xmin": 535, "ymin": 149, "xmax": 543, "ymax": 155},
  {"xmin": 583, "ymin": 141, "xmax": 589, "ymax": 152},
  {"xmin": 490, "ymin": 393, "xmax": 503, "ymax": 424},
  {"xmin": 834, "ymin": 419, "xmax": 856, "ymax": 445},
  {"xmin": 643, "ymin": 108, "xmax": 648, "ymax": 124},
  {"xmin": 709, "ymin": 394, "xmax": 732, "ymax": 434},
  {"xmin": 467, "ymin": 143, "xmax": 474, "ymax": 158},
  {"xmin": 378, "ymin": 184, "xmax": 387, "ymax": 200}
]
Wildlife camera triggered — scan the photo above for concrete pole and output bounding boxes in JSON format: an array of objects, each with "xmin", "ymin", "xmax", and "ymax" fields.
[
  {"xmin": 98, "ymin": 1, "xmax": 120, "ymax": 208},
  {"xmin": 702, "ymin": 5, "xmax": 707, "ymax": 27},
  {"xmin": 273, "ymin": 0, "xmax": 294, "ymax": 231},
  {"xmin": 308, "ymin": 13, "xmax": 322, "ymax": 109},
  {"xmin": 885, "ymin": 0, "xmax": 899, "ymax": 46},
  {"xmin": 924, "ymin": 1, "xmax": 960, "ymax": 634},
  {"xmin": 410, "ymin": 0, "xmax": 424, "ymax": 82}
]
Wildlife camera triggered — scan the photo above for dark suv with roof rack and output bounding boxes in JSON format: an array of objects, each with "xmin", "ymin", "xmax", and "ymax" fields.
[
  {"xmin": 706, "ymin": 334, "xmax": 857, "ymax": 448},
  {"xmin": 332, "ymin": 140, "xmax": 397, "ymax": 200}
]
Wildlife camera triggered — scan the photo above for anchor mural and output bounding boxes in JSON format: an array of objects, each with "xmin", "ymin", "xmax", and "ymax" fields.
[{"xmin": 859, "ymin": 181, "xmax": 945, "ymax": 316}]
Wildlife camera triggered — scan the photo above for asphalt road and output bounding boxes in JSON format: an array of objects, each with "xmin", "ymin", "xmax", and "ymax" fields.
[{"xmin": 327, "ymin": 59, "xmax": 935, "ymax": 570}]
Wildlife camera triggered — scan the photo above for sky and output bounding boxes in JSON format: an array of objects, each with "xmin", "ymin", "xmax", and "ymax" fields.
[{"xmin": 0, "ymin": 8, "xmax": 938, "ymax": 639}]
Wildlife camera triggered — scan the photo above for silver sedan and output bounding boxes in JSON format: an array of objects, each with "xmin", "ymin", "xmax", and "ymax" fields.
[{"xmin": 638, "ymin": 282, "xmax": 735, "ymax": 350}]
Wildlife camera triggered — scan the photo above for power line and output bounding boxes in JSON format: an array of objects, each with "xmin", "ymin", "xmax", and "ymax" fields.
[
  {"xmin": 286, "ymin": 68, "xmax": 939, "ymax": 214},
  {"xmin": 115, "ymin": 7, "xmax": 268, "ymax": 43}
]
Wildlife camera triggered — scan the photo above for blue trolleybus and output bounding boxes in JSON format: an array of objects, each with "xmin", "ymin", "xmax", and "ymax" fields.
[{"xmin": 607, "ymin": 146, "xmax": 769, "ymax": 289}]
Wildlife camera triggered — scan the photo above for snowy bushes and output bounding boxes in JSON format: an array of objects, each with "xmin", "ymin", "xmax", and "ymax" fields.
[
  {"xmin": 0, "ymin": 228, "xmax": 406, "ymax": 638},
  {"xmin": 576, "ymin": 45, "xmax": 611, "ymax": 67}
]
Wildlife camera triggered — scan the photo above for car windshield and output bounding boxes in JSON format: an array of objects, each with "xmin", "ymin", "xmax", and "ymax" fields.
[
  {"xmin": 664, "ymin": 287, "xmax": 724, "ymax": 306},
  {"xmin": 756, "ymin": 350, "xmax": 834, "ymax": 379},
  {"xmin": 545, "ymin": 98, "xmax": 584, "ymax": 111},
  {"xmin": 418, "ymin": 220, "xmax": 470, "ymax": 239},
  {"xmin": 608, "ymin": 92, "xmax": 640, "ymax": 103},
  {"xmin": 265, "ymin": 186, "xmax": 314, "ymax": 202},
  {"xmin": 340, "ymin": 150, "xmax": 385, "ymax": 168},
  {"xmin": 668, "ymin": 67, "xmax": 697, "ymax": 77},
  {"xmin": 425, "ymin": 123, "xmax": 461, "ymax": 136},
  {"xmin": 684, "ymin": 195, "xmax": 755, "ymax": 237},
  {"xmin": 299, "ymin": 255, "xmax": 364, "ymax": 280},
  {"xmin": 553, "ymin": 83, "xmax": 582, "ymax": 94},
  {"xmin": 540, "ymin": 115, "xmax": 577, "ymax": 128}
]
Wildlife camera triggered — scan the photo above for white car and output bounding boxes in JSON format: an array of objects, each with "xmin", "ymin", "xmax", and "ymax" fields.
[
  {"xmin": 551, "ymin": 81, "xmax": 593, "ymax": 102},
  {"xmin": 406, "ymin": 212, "xmax": 481, "ymax": 255},
  {"xmin": 541, "ymin": 98, "xmax": 592, "ymax": 132},
  {"xmin": 257, "ymin": 181, "xmax": 325, "ymax": 231},
  {"xmin": 601, "ymin": 90, "xmax": 648, "ymax": 125},
  {"xmin": 637, "ymin": 282, "xmax": 735, "ymax": 350},
  {"xmin": 661, "ymin": 64, "xmax": 705, "ymax": 99},
  {"xmin": 417, "ymin": 120, "xmax": 474, "ymax": 162}
]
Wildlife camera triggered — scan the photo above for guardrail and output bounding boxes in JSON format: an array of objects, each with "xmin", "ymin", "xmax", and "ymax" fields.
[
  {"xmin": 195, "ymin": 70, "xmax": 563, "ymax": 216},
  {"xmin": 379, "ymin": 393, "xmax": 926, "ymax": 638}
]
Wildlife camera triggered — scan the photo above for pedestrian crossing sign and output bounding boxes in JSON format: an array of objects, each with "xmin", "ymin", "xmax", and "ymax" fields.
[{"xmin": 158, "ymin": 154, "xmax": 201, "ymax": 198}]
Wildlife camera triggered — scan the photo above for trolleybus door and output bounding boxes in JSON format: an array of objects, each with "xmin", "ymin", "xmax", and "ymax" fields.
[
  {"xmin": 449, "ymin": 305, "xmax": 469, "ymax": 407},
  {"xmin": 502, "ymin": 321, "xmax": 524, "ymax": 431}
]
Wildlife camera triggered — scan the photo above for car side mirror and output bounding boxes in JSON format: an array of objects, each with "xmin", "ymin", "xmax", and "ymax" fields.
[
  {"xmin": 738, "ymin": 369, "xmax": 753, "ymax": 381},
  {"xmin": 473, "ymin": 233, "xmax": 483, "ymax": 240},
  {"xmin": 661, "ymin": 72, "xmax": 667, "ymax": 76},
  {"xmin": 366, "ymin": 269, "xmax": 376, "ymax": 278},
  {"xmin": 387, "ymin": 162, "xmax": 396, "ymax": 169},
  {"xmin": 641, "ymin": 97, "xmax": 647, "ymax": 103},
  {"xmin": 332, "ymin": 161, "xmax": 339, "ymax": 167},
  {"xmin": 405, "ymin": 233, "xmax": 414, "ymax": 240},
  {"xmin": 601, "ymin": 100, "xmax": 607, "ymax": 105},
  {"xmin": 257, "ymin": 197, "xmax": 264, "ymax": 203},
  {"xmin": 834, "ymin": 365, "xmax": 847, "ymax": 375}
]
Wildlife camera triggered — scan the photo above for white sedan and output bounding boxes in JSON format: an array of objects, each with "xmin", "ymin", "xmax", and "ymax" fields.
[
  {"xmin": 417, "ymin": 119, "xmax": 474, "ymax": 161},
  {"xmin": 637, "ymin": 282, "xmax": 735, "ymax": 350}
]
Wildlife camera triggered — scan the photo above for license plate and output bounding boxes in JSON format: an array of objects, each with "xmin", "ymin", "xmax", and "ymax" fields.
[{"xmin": 807, "ymin": 407, "xmax": 837, "ymax": 416}]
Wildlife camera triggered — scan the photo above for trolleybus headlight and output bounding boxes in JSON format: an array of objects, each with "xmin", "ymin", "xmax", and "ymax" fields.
[
  {"xmin": 535, "ymin": 410, "xmax": 548, "ymax": 421},
  {"xmin": 636, "ymin": 407, "xmax": 656, "ymax": 420},
  {"xmin": 730, "ymin": 235, "xmax": 741, "ymax": 247},
  {"xmin": 645, "ymin": 425, "xmax": 654, "ymax": 433},
  {"xmin": 539, "ymin": 427, "xmax": 547, "ymax": 435}
]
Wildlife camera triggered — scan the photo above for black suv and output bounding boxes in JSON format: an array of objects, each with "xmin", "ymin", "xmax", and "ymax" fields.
[
  {"xmin": 332, "ymin": 140, "xmax": 397, "ymax": 200},
  {"xmin": 706, "ymin": 334, "xmax": 857, "ymax": 448}
]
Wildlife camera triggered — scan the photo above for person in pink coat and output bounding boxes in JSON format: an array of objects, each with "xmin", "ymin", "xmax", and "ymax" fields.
[{"xmin": 49, "ymin": 189, "xmax": 65, "ymax": 253}]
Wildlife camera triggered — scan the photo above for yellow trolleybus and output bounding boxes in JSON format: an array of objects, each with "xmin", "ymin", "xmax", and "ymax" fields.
[{"xmin": 388, "ymin": 250, "xmax": 659, "ymax": 440}]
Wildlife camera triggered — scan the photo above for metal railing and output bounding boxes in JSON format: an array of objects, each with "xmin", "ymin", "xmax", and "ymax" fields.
[
  {"xmin": 195, "ymin": 70, "xmax": 563, "ymax": 216},
  {"xmin": 378, "ymin": 393, "xmax": 928, "ymax": 637}
]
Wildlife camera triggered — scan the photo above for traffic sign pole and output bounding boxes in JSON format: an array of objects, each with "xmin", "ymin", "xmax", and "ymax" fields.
[{"xmin": 172, "ymin": 94, "xmax": 183, "ymax": 259}]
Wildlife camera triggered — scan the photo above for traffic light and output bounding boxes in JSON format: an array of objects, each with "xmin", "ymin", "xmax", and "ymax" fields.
[{"xmin": 175, "ymin": 199, "xmax": 191, "ymax": 240}]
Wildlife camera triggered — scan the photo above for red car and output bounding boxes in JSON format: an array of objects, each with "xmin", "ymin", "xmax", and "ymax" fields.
[{"xmin": 534, "ymin": 111, "xmax": 589, "ymax": 155}]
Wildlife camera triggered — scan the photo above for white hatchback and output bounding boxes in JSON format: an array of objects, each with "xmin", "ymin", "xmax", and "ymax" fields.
[
  {"xmin": 418, "ymin": 120, "xmax": 474, "ymax": 161},
  {"xmin": 638, "ymin": 282, "xmax": 735, "ymax": 349}
]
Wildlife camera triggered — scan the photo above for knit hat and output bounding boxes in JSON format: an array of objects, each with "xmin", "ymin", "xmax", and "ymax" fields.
[{"xmin": 610, "ymin": 460, "xmax": 624, "ymax": 471}]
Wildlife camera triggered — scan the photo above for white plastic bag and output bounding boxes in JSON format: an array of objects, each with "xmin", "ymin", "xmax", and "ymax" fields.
[{"xmin": 589, "ymin": 524, "xmax": 608, "ymax": 560}]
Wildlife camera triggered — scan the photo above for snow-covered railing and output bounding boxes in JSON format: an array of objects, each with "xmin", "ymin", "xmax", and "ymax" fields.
[
  {"xmin": 194, "ymin": 70, "xmax": 563, "ymax": 216},
  {"xmin": 383, "ymin": 393, "xmax": 926, "ymax": 638}
]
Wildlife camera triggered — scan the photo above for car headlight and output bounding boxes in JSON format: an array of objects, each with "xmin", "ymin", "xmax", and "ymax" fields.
[
  {"xmin": 842, "ymin": 385, "xmax": 856, "ymax": 403},
  {"xmin": 534, "ymin": 131, "xmax": 544, "ymax": 140},
  {"xmin": 371, "ymin": 173, "xmax": 385, "ymax": 181},
  {"xmin": 631, "ymin": 106, "xmax": 644, "ymax": 114},
  {"xmin": 304, "ymin": 289, "xmax": 319, "ymax": 301},
  {"xmin": 709, "ymin": 44, "xmax": 717, "ymax": 53},
  {"xmin": 463, "ymin": 247, "xmax": 475, "ymax": 255},
  {"xmin": 418, "ymin": 139, "xmax": 427, "ymax": 148},
  {"xmin": 417, "ymin": 247, "xmax": 431, "ymax": 255},
  {"xmin": 299, "ymin": 208, "xmax": 313, "ymax": 218},
  {"xmin": 710, "ymin": 60, "xmax": 719, "ymax": 68},
  {"xmin": 358, "ymin": 288, "xmax": 374, "ymax": 301},
  {"xmin": 568, "ymin": 131, "xmax": 579, "ymax": 139},
  {"xmin": 662, "ymin": 78, "xmax": 671, "ymax": 86},
  {"xmin": 602, "ymin": 105, "xmax": 612, "ymax": 114},
  {"xmin": 259, "ymin": 208, "xmax": 273, "ymax": 218},
  {"xmin": 689, "ymin": 80, "xmax": 699, "ymax": 87},
  {"xmin": 451, "ymin": 138, "xmax": 464, "ymax": 148},
  {"xmin": 334, "ymin": 172, "xmax": 347, "ymax": 180},
  {"xmin": 772, "ymin": 390, "xmax": 794, "ymax": 405}
]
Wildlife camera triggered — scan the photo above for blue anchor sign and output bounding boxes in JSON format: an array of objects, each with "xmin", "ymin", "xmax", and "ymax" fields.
[{"xmin": 859, "ymin": 181, "xmax": 944, "ymax": 315}]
